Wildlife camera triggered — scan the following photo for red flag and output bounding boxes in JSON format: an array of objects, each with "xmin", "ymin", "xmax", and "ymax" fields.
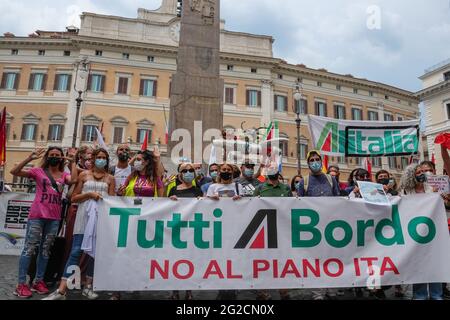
[
  {"xmin": 0, "ymin": 108, "xmax": 6, "ymax": 166},
  {"xmin": 322, "ymin": 155, "xmax": 329, "ymax": 173},
  {"xmin": 435, "ymin": 133, "xmax": 450, "ymax": 150},
  {"xmin": 431, "ymin": 153, "xmax": 436, "ymax": 165},
  {"xmin": 364, "ymin": 157, "xmax": 372, "ymax": 177},
  {"xmin": 141, "ymin": 131, "xmax": 149, "ymax": 151}
]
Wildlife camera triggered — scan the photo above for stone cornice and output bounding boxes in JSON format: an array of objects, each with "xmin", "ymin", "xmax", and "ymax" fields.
[{"xmin": 415, "ymin": 80, "xmax": 450, "ymax": 101}]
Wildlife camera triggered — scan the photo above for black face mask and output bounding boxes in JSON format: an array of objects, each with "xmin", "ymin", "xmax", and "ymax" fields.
[
  {"xmin": 378, "ymin": 178, "xmax": 390, "ymax": 186},
  {"xmin": 416, "ymin": 174, "xmax": 426, "ymax": 183},
  {"xmin": 268, "ymin": 173, "xmax": 279, "ymax": 181},
  {"xmin": 48, "ymin": 157, "xmax": 62, "ymax": 167},
  {"xmin": 118, "ymin": 153, "xmax": 129, "ymax": 161},
  {"xmin": 220, "ymin": 172, "xmax": 232, "ymax": 181}
]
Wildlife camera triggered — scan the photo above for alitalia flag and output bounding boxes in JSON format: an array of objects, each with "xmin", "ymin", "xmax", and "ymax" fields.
[{"xmin": 308, "ymin": 115, "xmax": 420, "ymax": 157}]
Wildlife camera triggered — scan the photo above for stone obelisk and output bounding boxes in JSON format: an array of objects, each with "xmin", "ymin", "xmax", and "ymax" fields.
[{"xmin": 168, "ymin": 0, "xmax": 223, "ymax": 164}]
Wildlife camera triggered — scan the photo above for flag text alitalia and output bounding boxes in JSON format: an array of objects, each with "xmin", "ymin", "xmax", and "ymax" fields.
[{"xmin": 109, "ymin": 205, "xmax": 435, "ymax": 250}]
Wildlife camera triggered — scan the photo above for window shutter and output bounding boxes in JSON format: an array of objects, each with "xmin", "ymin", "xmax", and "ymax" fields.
[
  {"xmin": 324, "ymin": 104, "xmax": 328, "ymax": 117},
  {"xmin": 246, "ymin": 90, "xmax": 249, "ymax": 106},
  {"xmin": 343, "ymin": 107, "xmax": 347, "ymax": 120},
  {"xmin": 274, "ymin": 95, "xmax": 277, "ymax": 110},
  {"xmin": 58, "ymin": 126, "xmax": 64, "ymax": 141},
  {"xmin": 136, "ymin": 129, "xmax": 140, "ymax": 143},
  {"xmin": 257, "ymin": 91, "xmax": 261, "ymax": 107},
  {"xmin": 153, "ymin": 80, "xmax": 158, "ymax": 97},
  {"xmin": 53, "ymin": 74, "xmax": 59, "ymax": 90},
  {"xmin": 315, "ymin": 102, "xmax": 319, "ymax": 115},
  {"xmin": 0, "ymin": 73, "xmax": 6, "ymax": 89},
  {"xmin": 100, "ymin": 75, "xmax": 105, "ymax": 92},
  {"xmin": 284, "ymin": 96, "xmax": 288, "ymax": 111},
  {"xmin": 28, "ymin": 74, "xmax": 35, "ymax": 90},
  {"xmin": 139, "ymin": 79, "xmax": 144, "ymax": 96},
  {"xmin": 47, "ymin": 125, "xmax": 52, "ymax": 140},
  {"xmin": 81, "ymin": 126, "xmax": 87, "ymax": 141},
  {"xmin": 303, "ymin": 99, "xmax": 308, "ymax": 114},
  {"xmin": 67, "ymin": 75, "xmax": 72, "ymax": 91},
  {"xmin": 87, "ymin": 74, "xmax": 92, "ymax": 91},
  {"xmin": 21, "ymin": 125, "xmax": 26, "ymax": 140},
  {"xmin": 13, "ymin": 73, "xmax": 20, "ymax": 90},
  {"xmin": 42, "ymin": 74, "xmax": 47, "ymax": 91},
  {"xmin": 33, "ymin": 125, "xmax": 38, "ymax": 140}
]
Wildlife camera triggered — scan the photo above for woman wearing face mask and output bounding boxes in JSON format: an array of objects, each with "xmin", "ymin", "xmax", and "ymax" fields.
[
  {"xmin": 348, "ymin": 169, "xmax": 372, "ymax": 198},
  {"xmin": 399, "ymin": 164, "xmax": 442, "ymax": 300},
  {"xmin": 10, "ymin": 147, "xmax": 74, "ymax": 298},
  {"xmin": 168, "ymin": 163, "xmax": 202, "ymax": 300},
  {"xmin": 45, "ymin": 148, "xmax": 115, "ymax": 300},
  {"xmin": 118, "ymin": 150, "xmax": 164, "ymax": 198},
  {"xmin": 290, "ymin": 175, "xmax": 303, "ymax": 197}
]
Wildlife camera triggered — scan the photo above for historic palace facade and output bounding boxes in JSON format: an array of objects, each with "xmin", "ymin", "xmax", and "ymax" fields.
[{"xmin": 0, "ymin": 0, "xmax": 419, "ymax": 184}]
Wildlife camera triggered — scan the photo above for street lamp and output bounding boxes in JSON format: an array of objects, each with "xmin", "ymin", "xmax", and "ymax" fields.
[
  {"xmin": 293, "ymin": 80, "xmax": 303, "ymax": 175},
  {"xmin": 72, "ymin": 58, "xmax": 91, "ymax": 148}
]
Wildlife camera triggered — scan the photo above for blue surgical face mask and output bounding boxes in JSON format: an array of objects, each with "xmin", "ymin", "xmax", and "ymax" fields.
[
  {"xmin": 244, "ymin": 169, "xmax": 254, "ymax": 177},
  {"xmin": 95, "ymin": 159, "xmax": 107, "ymax": 169},
  {"xmin": 309, "ymin": 161, "xmax": 322, "ymax": 173},
  {"xmin": 183, "ymin": 172, "xmax": 195, "ymax": 184},
  {"xmin": 295, "ymin": 182, "xmax": 301, "ymax": 189},
  {"xmin": 210, "ymin": 171, "xmax": 218, "ymax": 179}
]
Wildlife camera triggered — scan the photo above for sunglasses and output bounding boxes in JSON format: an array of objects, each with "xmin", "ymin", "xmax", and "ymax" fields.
[
  {"xmin": 181, "ymin": 169, "xmax": 195, "ymax": 174},
  {"xmin": 357, "ymin": 175, "xmax": 370, "ymax": 179},
  {"xmin": 309, "ymin": 158, "xmax": 321, "ymax": 163}
]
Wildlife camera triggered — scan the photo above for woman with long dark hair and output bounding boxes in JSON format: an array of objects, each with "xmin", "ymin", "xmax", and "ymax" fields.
[
  {"xmin": 10, "ymin": 147, "xmax": 74, "ymax": 298},
  {"xmin": 45, "ymin": 148, "xmax": 115, "ymax": 300}
]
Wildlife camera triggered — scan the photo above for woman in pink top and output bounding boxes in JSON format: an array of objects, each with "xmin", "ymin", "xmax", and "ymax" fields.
[{"xmin": 10, "ymin": 146, "xmax": 75, "ymax": 298}]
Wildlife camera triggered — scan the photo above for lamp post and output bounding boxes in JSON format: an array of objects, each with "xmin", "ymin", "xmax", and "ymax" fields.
[
  {"xmin": 72, "ymin": 58, "xmax": 90, "ymax": 148},
  {"xmin": 293, "ymin": 80, "xmax": 303, "ymax": 175}
]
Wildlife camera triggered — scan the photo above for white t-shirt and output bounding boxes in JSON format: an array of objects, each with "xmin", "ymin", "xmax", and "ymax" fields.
[
  {"xmin": 114, "ymin": 165, "xmax": 132, "ymax": 192},
  {"xmin": 206, "ymin": 183, "xmax": 244, "ymax": 198}
]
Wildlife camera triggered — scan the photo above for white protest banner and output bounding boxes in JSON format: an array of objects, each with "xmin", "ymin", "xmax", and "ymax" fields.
[
  {"xmin": 308, "ymin": 115, "xmax": 420, "ymax": 157},
  {"xmin": 427, "ymin": 176, "xmax": 450, "ymax": 194},
  {"xmin": 0, "ymin": 193, "xmax": 34, "ymax": 256},
  {"xmin": 94, "ymin": 194, "xmax": 450, "ymax": 291}
]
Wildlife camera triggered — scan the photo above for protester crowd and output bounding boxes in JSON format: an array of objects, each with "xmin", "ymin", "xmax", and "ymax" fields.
[{"xmin": 7, "ymin": 141, "xmax": 450, "ymax": 301}]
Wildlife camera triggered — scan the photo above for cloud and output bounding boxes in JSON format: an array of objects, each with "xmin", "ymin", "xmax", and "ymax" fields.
[{"xmin": 1, "ymin": 0, "xmax": 449, "ymax": 91}]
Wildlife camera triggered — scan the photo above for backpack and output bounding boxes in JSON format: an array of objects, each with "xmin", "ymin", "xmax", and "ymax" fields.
[{"xmin": 303, "ymin": 174, "xmax": 333, "ymax": 194}]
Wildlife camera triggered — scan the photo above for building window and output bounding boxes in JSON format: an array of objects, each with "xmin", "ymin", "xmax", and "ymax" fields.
[
  {"xmin": 334, "ymin": 105, "xmax": 346, "ymax": 119},
  {"xmin": 251, "ymin": 68, "xmax": 257, "ymax": 73},
  {"xmin": 317, "ymin": 81, "xmax": 322, "ymax": 87},
  {"xmin": 353, "ymin": 88, "xmax": 358, "ymax": 94},
  {"xmin": 54, "ymin": 74, "xmax": 72, "ymax": 91},
  {"xmin": 336, "ymin": 85, "xmax": 341, "ymax": 91},
  {"xmin": 147, "ymin": 56, "xmax": 155, "ymax": 62},
  {"xmin": 63, "ymin": 51, "xmax": 71, "ymax": 56},
  {"xmin": 401, "ymin": 157, "xmax": 409, "ymax": 170},
  {"xmin": 315, "ymin": 102, "xmax": 327, "ymax": 117},
  {"xmin": 388, "ymin": 157, "xmax": 397, "ymax": 169},
  {"xmin": 139, "ymin": 79, "xmax": 157, "ymax": 97},
  {"xmin": 369, "ymin": 91, "xmax": 373, "ymax": 97},
  {"xmin": 338, "ymin": 156, "xmax": 345, "ymax": 164},
  {"xmin": 368, "ymin": 111, "xmax": 379, "ymax": 121},
  {"xmin": 397, "ymin": 116, "xmax": 404, "ymax": 122},
  {"xmin": 354, "ymin": 157, "xmax": 362, "ymax": 166},
  {"xmin": 117, "ymin": 77, "xmax": 129, "ymax": 95},
  {"xmin": 88, "ymin": 74, "xmax": 105, "ymax": 92},
  {"xmin": 137, "ymin": 129, "xmax": 152, "ymax": 144},
  {"xmin": 38, "ymin": 50, "xmax": 45, "ymax": 56},
  {"xmin": 227, "ymin": 65, "xmax": 234, "ymax": 71},
  {"xmin": 444, "ymin": 71, "xmax": 450, "ymax": 81},
  {"xmin": 274, "ymin": 95, "xmax": 288, "ymax": 112},
  {"xmin": 47, "ymin": 124, "xmax": 64, "ymax": 141},
  {"xmin": 11, "ymin": 49, "xmax": 18, "ymax": 55},
  {"xmin": 385, "ymin": 95, "xmax": 389, "ymax": 100},
  {"xmin": 95, "ymin": 50, "xmax": 103, "ymax": 56},
  {"xmin": 81, "ymin": 125, "xmax": 98, "ymax": 142},
  {"xmin": 352, "ymin": 108, "xmax": 363, "ymax": 120},
  {"xmin": 372, "ymin": 157, "xmax": 381, "ymax": 167},
  {"xmin": 28, "ymin": 73, "xmax": 46, "ymax": 91},
  {"xmin": 295, "ymin": 98, "xmax": 308, "ymax": 114},
  {"xmin": 0, "ymin": 72, "xmax": 19, "ymax": 90},
  {"xmin": 21, "ymin": 124, "xmax": 37, "ymax": 141},
  {"xmin": 122, "ymin": 53, "xmax": 130, "ymax": 60},
  {"xmin": 384, "ymin": 113, "xmax": 394, "ymax": 121},
  {"xmin": 246, "ymin": 89, "xmax": 261, "ymax": 107},
  {"xmin": 280, "ymin": 140, "xmax": 289, "ymax": 157},
  {"xmin": 447, "ymin": 104, "xmax": 450, "ymax": 120},
  {"xmin": 278, "ymin": 74, "xmax": 283, "ymax": 80},
  {"xmin": 300, "ymin": 143, "xmax": 308, "ymax": 160},
  {"xmin": 225, "ymin": 87, "xmax": 234, "ymax": 105},
  {"xmin": 113, "ymin": 127, "xmax": 124, "ymax": 144}
]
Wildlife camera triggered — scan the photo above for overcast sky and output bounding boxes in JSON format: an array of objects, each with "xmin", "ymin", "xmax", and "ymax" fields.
[{"xmin": 1, "ymin": 0, "xmax": 449, "ymax": 92}]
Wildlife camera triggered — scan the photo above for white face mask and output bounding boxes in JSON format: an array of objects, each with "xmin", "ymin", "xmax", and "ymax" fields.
[{"xmin": 134, "ymin": 161, "xmax": 145, "ymax": 171}]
